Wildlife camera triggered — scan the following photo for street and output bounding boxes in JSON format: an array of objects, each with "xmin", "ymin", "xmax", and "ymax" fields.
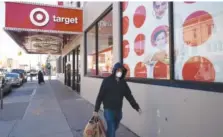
[{"xmin": 0, "ymin": 78, "xmax": 138, "ymax": 137}]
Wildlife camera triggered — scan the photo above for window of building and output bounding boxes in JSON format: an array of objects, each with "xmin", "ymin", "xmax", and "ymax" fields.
[
  {"xmin": 122, "ymin": 2, "xmax": 170, "ymax": 79},
  {"xmin": 120, "ymin": 2, "xmax": 223, "ymax": 92},
  {"xmin": 86, "ymin": 26, "xmax": 97, "ymax": 76},
  {"xmin": 85, "ymin": 7, "xmax": 113, "ymax": 77},
  {"xmin": 174, "ymin": 2, "xmax": 222, "ymax": 83},
  {"xmin": 98, "ymin": 11, "xmax": 113, "ymax": 77}
]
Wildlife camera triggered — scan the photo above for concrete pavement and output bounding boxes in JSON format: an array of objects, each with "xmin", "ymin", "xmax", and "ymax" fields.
[{"xmin": 0, "ymin": 79, "xmax": 139, "ymax": 137}]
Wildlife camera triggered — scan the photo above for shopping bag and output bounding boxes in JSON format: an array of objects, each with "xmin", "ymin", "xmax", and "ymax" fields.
[
  {"xmin": 95, "ymin": 118, "xmax": 106, "ymax": 137},
  {"xmin": 83, "ymin": 116, "xmax": 98, "ymax": 137},
  {"xmin": 98, "ymin": 118, "xmax": 106, "ymax": 137},
  {"xmin": 83, "ymin": 116, "xmax": 106, "ymax": 137}
]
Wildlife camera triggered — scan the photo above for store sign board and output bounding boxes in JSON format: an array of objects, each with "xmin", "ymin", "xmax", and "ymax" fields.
[{"xmin": 5, "ymin": 2, "xmax": 83, "ymax": 33}]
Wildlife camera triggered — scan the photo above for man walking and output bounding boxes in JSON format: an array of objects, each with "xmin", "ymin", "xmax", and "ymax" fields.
[{"xmin": 93, "ymin": 62, "xmax": 142, "ymax": 137}]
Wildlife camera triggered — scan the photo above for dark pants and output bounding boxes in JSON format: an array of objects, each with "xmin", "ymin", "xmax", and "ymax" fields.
[
  {"xmin": 104, "ymin": 109, "xmax": 122, "ymax": 137},
  {"xmin": 38, "ymin": 77, "xmax": 45, "ymax": 84}
]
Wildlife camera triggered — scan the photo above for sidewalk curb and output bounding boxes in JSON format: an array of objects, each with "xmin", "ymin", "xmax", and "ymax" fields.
[{"xmin": 22, "ymin": 88, "xmax": 37, "ymax": 120}]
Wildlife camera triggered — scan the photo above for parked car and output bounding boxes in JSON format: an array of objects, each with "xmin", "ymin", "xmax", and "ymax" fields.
[
  {"xmin": 0, "ymin": 68, "xmax": 8, "ymax": 76},
  {"xmin": 0, "ymin": 74, "xmax": 12, "ymax": 94},
  {"xmin": 11, "ymin": 69, "xmax": 27, "ymax": 82},
  {"xmin": 30, "ymin": 69, "xmax": 38, "ymax": 77},
  {"xmin": 5, "ymin": 73, "xmax": 23, "ymax": 87}
]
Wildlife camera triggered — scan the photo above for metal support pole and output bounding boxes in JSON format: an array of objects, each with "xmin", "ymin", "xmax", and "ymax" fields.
[{"xmin": 0, "ymin": 88, "xmax": 3, "ymax": 109}]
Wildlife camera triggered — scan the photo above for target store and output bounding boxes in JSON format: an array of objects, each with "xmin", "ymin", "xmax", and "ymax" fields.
[
  {"xmin": 4, "ymin": 2, "xmax": 82, "ymax": 54},
  {"xmin": 4, "ymin": 1, "xmax": 223, "ymax": 137}
]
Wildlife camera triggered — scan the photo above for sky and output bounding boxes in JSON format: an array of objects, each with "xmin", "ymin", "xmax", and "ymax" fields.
[{"xmin": 0, "ymin": 1, "xmax": 57, "ymax": 66}]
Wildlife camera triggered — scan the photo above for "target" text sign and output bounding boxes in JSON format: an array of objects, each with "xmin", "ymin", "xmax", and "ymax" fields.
[
  {"xmin": 53, "ymin": 15, "xmax": 78, "ymax": 24},
  {"xmin": 5, "ymin": 2, "xmax": 83, "ymax": 33}
]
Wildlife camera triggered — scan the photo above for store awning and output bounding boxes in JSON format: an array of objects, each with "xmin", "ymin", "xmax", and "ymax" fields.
[{"xmin": 4, "ymin": 2, "xmax": 83, "ymax": 54}]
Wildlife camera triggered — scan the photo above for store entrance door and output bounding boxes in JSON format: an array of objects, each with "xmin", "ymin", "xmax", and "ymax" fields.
[{"xmin": 72, "ymin": 46, "xmax": 81, "ymax": 93}]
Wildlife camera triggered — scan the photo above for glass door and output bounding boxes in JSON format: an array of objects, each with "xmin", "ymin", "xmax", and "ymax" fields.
[
  {"xmin": 73, "ymin": 46, "xmax": 81, "ymax": 93},
  {"xmin": 76, "ymin": 46, "xmax": 81, "ymax": 92},
  {"xmin": 72, "ymin": 49, "xmax": 75, "ymax": 90},
  {"xmin": 70, "ymin": 52, "xmax": 73, "ymax": 88}
]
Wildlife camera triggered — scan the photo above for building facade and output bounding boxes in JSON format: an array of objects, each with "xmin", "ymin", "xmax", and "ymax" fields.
[{"xmin": 59, "ymin": 2, "xmax": 223, "ymax": 137}]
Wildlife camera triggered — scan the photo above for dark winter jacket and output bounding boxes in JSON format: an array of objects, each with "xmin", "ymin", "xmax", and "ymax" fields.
[
  {"xmin": 94, "ymin": 62, "xmax": 140, "ymax": 112},
  {"xmin": 38, "ymin": 71, "xmax": 44, "ymax": 81}
]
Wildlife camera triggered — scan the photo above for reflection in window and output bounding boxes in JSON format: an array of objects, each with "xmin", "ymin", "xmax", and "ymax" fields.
[
  {"xmin": 86, "ymin": 26, "xmax": 96, "ymax": 76},
  {"xmin": 174, "ymin": 2, "xmax": 223, "ymax": 83},
  {"xmin": 98, "ymin": 11, "xmax": 113, "ymax": 77}
]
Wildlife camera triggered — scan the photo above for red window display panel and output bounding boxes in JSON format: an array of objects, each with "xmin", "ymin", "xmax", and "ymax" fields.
[
  {"xmin": 122, "ymin": 2, "xmax": 170, "ymax": 79},
  {"xmin": 182, "ymin": 56, "xmax": 215, "ymax": 82}
]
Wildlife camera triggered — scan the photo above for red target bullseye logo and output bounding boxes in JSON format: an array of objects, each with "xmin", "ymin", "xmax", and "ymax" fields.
[{"xmin": 30, "ymin": 8, "xmax": 50, "ymax": 26}]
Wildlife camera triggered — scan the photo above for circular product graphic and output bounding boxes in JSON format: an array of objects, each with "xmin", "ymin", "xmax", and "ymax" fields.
[
  {"xmin": 134, "ymin": 62, "xmax": 147, "ymax": 78},
  {"xmin": 123, "ymin": 40, "xmax": 130, "ymax": 58},
  {"xmin": 153, "ymin": 61, "xmax": 169, "ymax": 79},
  {"xmin": 30, "ymin": 8, "xmax": 49, "ymax": 27},
  {"xmin": 184, "ymin": 1, "xmax": 196, "ymax": 4},
  {"xmin": 151, "ymin": 25, "xmax": 169, "ymax": 46},
  {"xmin": 134, "ymin": 34, "xmax": 145, "ymax": 56},
  {"xmin": 183, "ymin": 10, "xmax": 213, "ymax": 47},
  {"xmin": 122, "ymin": 16, "xmax": 129, "ymax": 35},
  {"xmin": 123, "ymin": 64, "xmax": 130, "ymax": 77},
  {"xmin": 133, "ymin": 6, "xmax": 146, "ymax": 28},
  {"xmin": 182, "ymin": 56, "xmax": 215, "ymax": 82},
  {"xmin": 153, "ymin": 2, "xmax": 168, "ymax": 19},
  {"xmin": 122, "ymin": 2, "xmax": 128, "ymax": 12}
]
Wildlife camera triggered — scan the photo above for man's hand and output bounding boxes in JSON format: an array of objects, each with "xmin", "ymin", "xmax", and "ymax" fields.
[{"xmin": 93, "ymin": 111, "xmax": 99, "ymax": 117}]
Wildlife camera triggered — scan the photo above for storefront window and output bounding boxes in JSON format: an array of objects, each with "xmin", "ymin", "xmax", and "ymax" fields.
[
  {"xmin": 174, "ymin": 2, "xmax": 223, "ymax": 82},
  {"xmin": 98, "ymin": 11, "xmax": 113, "ymax": 77},
  {"xmin": 85, "ymin": 7, "xmax": 112, "ymax": 77},
  {"xmin": 122, "ymin": 2, "xmax": 170, "ymax": 79},
  {"xmin": 86, "ymin": 26, "xmax": 96, "ymax": 76}
]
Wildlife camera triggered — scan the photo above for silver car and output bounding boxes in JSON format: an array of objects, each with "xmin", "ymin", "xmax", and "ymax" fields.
[
  {"xmin": 5, "ymin": 73, "xmax": 23, "ymax": 86},
  {"xmin": 0, "ymin": 74, "xmax": 12, "ymax": 94}
]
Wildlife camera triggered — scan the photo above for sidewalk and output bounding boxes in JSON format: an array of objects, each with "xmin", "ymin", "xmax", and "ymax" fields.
[{"xmin": 0, "ymin": 80, "xmax": 139, "ymax": 137}]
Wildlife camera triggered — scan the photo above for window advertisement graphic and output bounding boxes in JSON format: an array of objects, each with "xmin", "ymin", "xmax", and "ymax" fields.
[
  {"xmin": 122, "ymin": 2, "xmax": 170, "ymax": 79},
  {"xmin": 174, "ymin": 2, "xmax": 223, "ymax": 82}
]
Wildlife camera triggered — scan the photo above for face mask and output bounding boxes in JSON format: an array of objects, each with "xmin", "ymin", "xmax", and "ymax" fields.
[{"xmin": 116, "ymin": 71, "xmax": 122, "ymax": 78}]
